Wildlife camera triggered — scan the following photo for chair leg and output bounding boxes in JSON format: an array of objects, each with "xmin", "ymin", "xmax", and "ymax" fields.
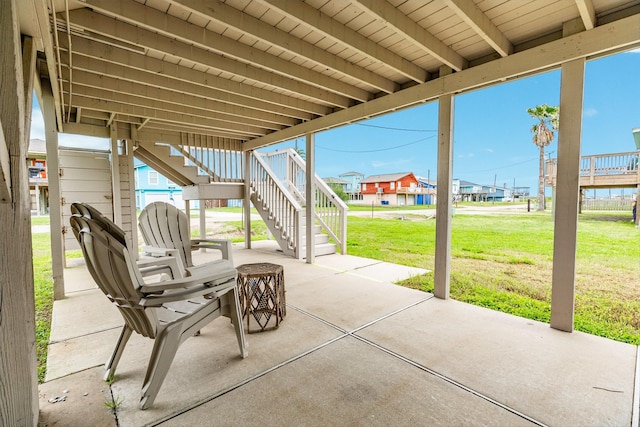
[
  {"xmin": 104, "ymin": 325, "xmax": 133, "ymax": 382},
  {"xmin": 139, "ymin": 325, "xmax": 182, "ymax": 410},
  {"xmin": 229, "ymin": 287, "xmax": 248, "ymax": 358}
]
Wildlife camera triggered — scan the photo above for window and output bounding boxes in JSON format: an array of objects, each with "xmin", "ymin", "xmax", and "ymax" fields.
[
  {"xmin": 390, "ymin": 182, "xmax": 395, "ymax": 190},
  {"xmin": 148, "ymin": 170, "xmax": 158, "ymax": 185},
  {"xmin": 362, "ymin": 183, "xmax": 366, "ymax": 191}
]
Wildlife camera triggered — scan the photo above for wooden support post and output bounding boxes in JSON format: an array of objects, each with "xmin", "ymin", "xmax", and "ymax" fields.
[
  {"xmin": 41, "ymin": 79, "xmax": 65, "ymax": 299},
  {"xmin": 434, "ymin": 67, "xmax": 454, "ymax": 299},
  {"xmin": 305, "ymin": 133, "xmax": 315, "ymax": 263},
  {"xmin": 244, "ymin": 150, "xmax": 252, "ymax": 249},
  {"xmin": 110, "ymin": 124, "xmax": 122, "ymax": 225},
  {"xmin": 185, "ymin": 199, "xmax": 191, "ymax": 235},
  {"xmin": 0, "ymin": 2, "xmax": 39, "ymax": 423},
  {"xmin": 550, "ymin": 58, "xmax": 585, "ymax": 332},
  {"xmin": 199, "ymin": 200, "xmax": 206, "ymax": 252},
  {"xmin": 122, "ymin": 138, "xmax": 138, "ymax": 252}
]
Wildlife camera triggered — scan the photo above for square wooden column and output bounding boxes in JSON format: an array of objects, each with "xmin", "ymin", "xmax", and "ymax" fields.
[
  {"xmin": 434, "ymin": 79, "xmax": 454, "ymax": 299},
  {"xmin": 0, "ymin": 2, "xmax": 39, "ymax": 424},
  {"xmin": 305, "ymin": 133, "xmax": 315, "ymax": 263},
  {"xmin": 40, "ymin": 80, "xmax": 65, "ymax": 299},
  {"xmin": 244, "ymin": 150, "xmax": 252, "ymax": 249},
  {"xmin": 550, "ymin": 58, "xmax": 585, "ymax": 332}
]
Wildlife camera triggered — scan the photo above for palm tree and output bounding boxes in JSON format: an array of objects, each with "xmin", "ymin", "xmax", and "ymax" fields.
[{"xmin": 527, "ymin": 104, "xmax": 559, "ymax": 211}]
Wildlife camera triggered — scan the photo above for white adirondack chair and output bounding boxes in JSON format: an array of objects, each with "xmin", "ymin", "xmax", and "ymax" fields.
[
  {"xmin": 70, "ymin": 203, "xmax": 247, "ymax": 409},
  {"xmin": 138, "ymin": 201, "xmax": 233, "ymax": 277}
]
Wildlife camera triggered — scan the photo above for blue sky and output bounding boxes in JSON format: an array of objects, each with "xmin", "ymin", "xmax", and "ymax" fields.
[
  {"xmin": 269, "ymin": 49, "xmax": 640, "ymax": 194},
  {"xmin": 31, "ymin": 49, "xmax": 639, "ymax": 194}
]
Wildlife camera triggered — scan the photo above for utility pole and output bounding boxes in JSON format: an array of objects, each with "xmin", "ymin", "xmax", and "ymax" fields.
[{"xmin": 493, "ymin": 174, "xmax": 497, "ymax": 204}]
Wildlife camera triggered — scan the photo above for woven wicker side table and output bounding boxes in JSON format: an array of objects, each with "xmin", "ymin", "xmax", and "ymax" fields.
[{"xmin": 236, "ymin": 263, "xmax": 286, "ymax": 333}]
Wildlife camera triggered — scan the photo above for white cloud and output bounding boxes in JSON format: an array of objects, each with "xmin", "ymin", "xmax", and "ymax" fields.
[
  {"xmin": 485, "ymin": 148, "xmax": 494, "ymax": 153},
  {"xmin": 583, "ymin": 107, "xmax": 598, "ymax": 118},
  {"xmin": 371, "ymin": 158, "xmax": 411, "ymax": 169},
  {"xmin": 626, "ymin": 48, "xmax": 640, "ymax": 54}
]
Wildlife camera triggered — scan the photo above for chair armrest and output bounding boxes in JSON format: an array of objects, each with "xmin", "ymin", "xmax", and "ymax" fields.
[
  {"xmin": 140, "ymin": 246, "xmax": 186, "ymax": 278},
  {"xmin": 191, "ymin": 238, "xmax": 233, "ymax": 263},
  {"xmin": 139, "ymin": 265, "xmax": 237, "ymax": 293},
  {"xmin": 142, "ymin": 245, "xmax": 178, "ymax": 258},
  {"xmin": 137, "ymin": 255, "xmax": 184, "ymax": 279},
  {"xmin": 140, "ymin": 279, "xmax": 237, "ymax": 306}
]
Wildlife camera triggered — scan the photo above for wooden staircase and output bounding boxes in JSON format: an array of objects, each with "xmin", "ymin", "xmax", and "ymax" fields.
[
  {"xmin": 135, "ymin": 142, "xmax": 344, "ymax": 258},
  {"xmin": 134, "ymin": 142, "xmax": 209, "ymax": 186}
]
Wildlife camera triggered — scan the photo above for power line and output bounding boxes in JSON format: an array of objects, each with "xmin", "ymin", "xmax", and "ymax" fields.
[
  {"xmin": 316, "ymin": 135, "xmax": 436, "ymax": 153},
  {"xmin": 462, "ymin": 157, "xmax": 538, "ymax": 173},
  {"xmin": 355, "ymin": 123, "xmax": 438, "ymax": 132}
]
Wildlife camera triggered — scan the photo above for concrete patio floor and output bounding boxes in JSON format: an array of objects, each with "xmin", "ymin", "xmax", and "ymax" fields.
[{"xmin": 38, "ymin": 240, "xmax": 639, "ymax": 427}]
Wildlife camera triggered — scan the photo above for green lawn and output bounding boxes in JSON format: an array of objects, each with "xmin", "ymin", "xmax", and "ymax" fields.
[
  {"xmin": 33, "ymin": 208, "xmax": 639, "ymax": 384},
  {"xmin": 347, "ymin": 212, "xmax": 640, "ymax": 344},
  {"xmin": 33, "ymin": 233, "xmax": 54, "ymax": 383}
]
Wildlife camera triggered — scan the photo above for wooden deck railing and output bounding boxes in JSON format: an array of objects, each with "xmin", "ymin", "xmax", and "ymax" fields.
[{"xmin": 546, "ymin": 151, "xmax": 639, "ymax": 188}]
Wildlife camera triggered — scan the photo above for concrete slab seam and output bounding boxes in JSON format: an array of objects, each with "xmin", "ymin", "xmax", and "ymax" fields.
[
  {"xmin": 287, "ymin": 304, "xmax": 350, "ymax": 334},
  {"xmin": 350, "ymin": 334, "xmax": 549, "ymax": 427},
  {"xmin": 632, "ymin": 345, "xmax": 640, "ymax": 427},
  {"xmin": 348, "ymin": 295, "xmax": 434, "ymax": 335},
  {"xmin": 351, "ymin": 261, "xmax": 384, "ymax": 270},
  {"xmin": 311, "ymin": 262, "xmax": 348, "ymax": 274},
  {"xmin": 147, "ymin": 333, "xmax": 350, "ymax": 427},
  {"xmin": 48, "ymin": 325, "xmax": 123, "ymax": 344}
]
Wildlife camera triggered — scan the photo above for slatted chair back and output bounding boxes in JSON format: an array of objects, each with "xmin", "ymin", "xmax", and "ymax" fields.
[
  {"xmin": 70, "ymin": 201, "xmax": 127, "ymax": 245},
  {"xmin": 138, "ymin": 201, "xmax": 194, "ymax": 269},
  {"xmin": 70, "ymin": 213, "xmax": 157, "ymax": 338}
]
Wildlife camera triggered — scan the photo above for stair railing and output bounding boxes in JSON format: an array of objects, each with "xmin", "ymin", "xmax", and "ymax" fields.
[
  {"xmin": 250, "ymin": 152, "xmax": 302, "ymax": 257},
  {"xmin": 257, "ymin": 148, "xmax": 348, "ymax": 254},
  {"xmin": 175, "ymin": 133, "xmax": 244, "ymax": 182}
]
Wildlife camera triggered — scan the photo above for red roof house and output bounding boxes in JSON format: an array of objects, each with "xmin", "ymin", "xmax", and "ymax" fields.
[{"xmin": 360, "ymin": 172, "xmax": 428, "ymax": 206}]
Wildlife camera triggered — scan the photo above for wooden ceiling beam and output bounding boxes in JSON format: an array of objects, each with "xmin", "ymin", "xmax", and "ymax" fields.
[
  {"xmin": 444, "ymin": 0, "xmax": 513, "ymax": 57},
  {"xmin": 60, "ymin": 35, "xmax": 325, "ymax": 119},
  {"xmin": 61, "ymin": 64, "xmax": 298, "ymax": 128},
  {"xmin": 67, "ymin": 79, "xmax": 286, "ymax": 132},
  {"xmin": 575, "ymin": 0, "xmax": 596, "ymax": 30},
  {"xmin": 66, "ymin": 93, "xmax": 266, "ymax": 138},
  {"xmin": 172, "ymin": 0, "xmax": 398, "ymax": 94},
  {"xmin": 76, "ymin": 2, "xmax": 372, "ymax": 103},
  {"xmin": 67, "ymin": 9, "xmax": 353, "ymax": 109},
  {"xmin": 258, "ymin": 0, "xmax": 428, "ymax": 84},
  {"xmin": 353, "ymin": 0, "xmax": 468, "ymax": 71}
]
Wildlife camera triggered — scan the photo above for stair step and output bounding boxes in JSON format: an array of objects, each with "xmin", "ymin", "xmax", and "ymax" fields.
[
  {"xmin": 302, "ymin": 242, "xmax": 336, "ymax": 257},
  {"xmin": 301, "ymin": 233, "xmax": 329, "ymax": 245}
]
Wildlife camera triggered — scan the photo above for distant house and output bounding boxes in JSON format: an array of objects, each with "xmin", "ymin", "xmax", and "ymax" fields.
[
  {"xmin": 27, "ymin": 139, "xmax": 49, "ymax": 215},
  {"xmin": 323, "ymin": 177, "xmax": 350, "ymax": 193},
  {"xmin": 415, "ymin": 176, "xmax": 437, "ymax": 205},
  {"xmin": 457, "ymin": 180, "xmax": 486, "ymax": 202},
  {"xmin": 482, "ymin": 185, "xmax": 514, "ymax": 202},
  {"xmin": 338, "ymin": 171, "xmax": 364, "ymax": 201},
  {"xmin": 361, "ymin": 172, "xmax": 428, "ymax": 206},
  {"xmin": 134, "ymin": 161, "xmax": 196, "ymax": 210}
]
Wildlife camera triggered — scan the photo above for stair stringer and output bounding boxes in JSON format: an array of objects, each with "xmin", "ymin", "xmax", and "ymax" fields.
[{"xmin": 250, "ymin": 191, "xmax": 298, "ymax": 258}]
